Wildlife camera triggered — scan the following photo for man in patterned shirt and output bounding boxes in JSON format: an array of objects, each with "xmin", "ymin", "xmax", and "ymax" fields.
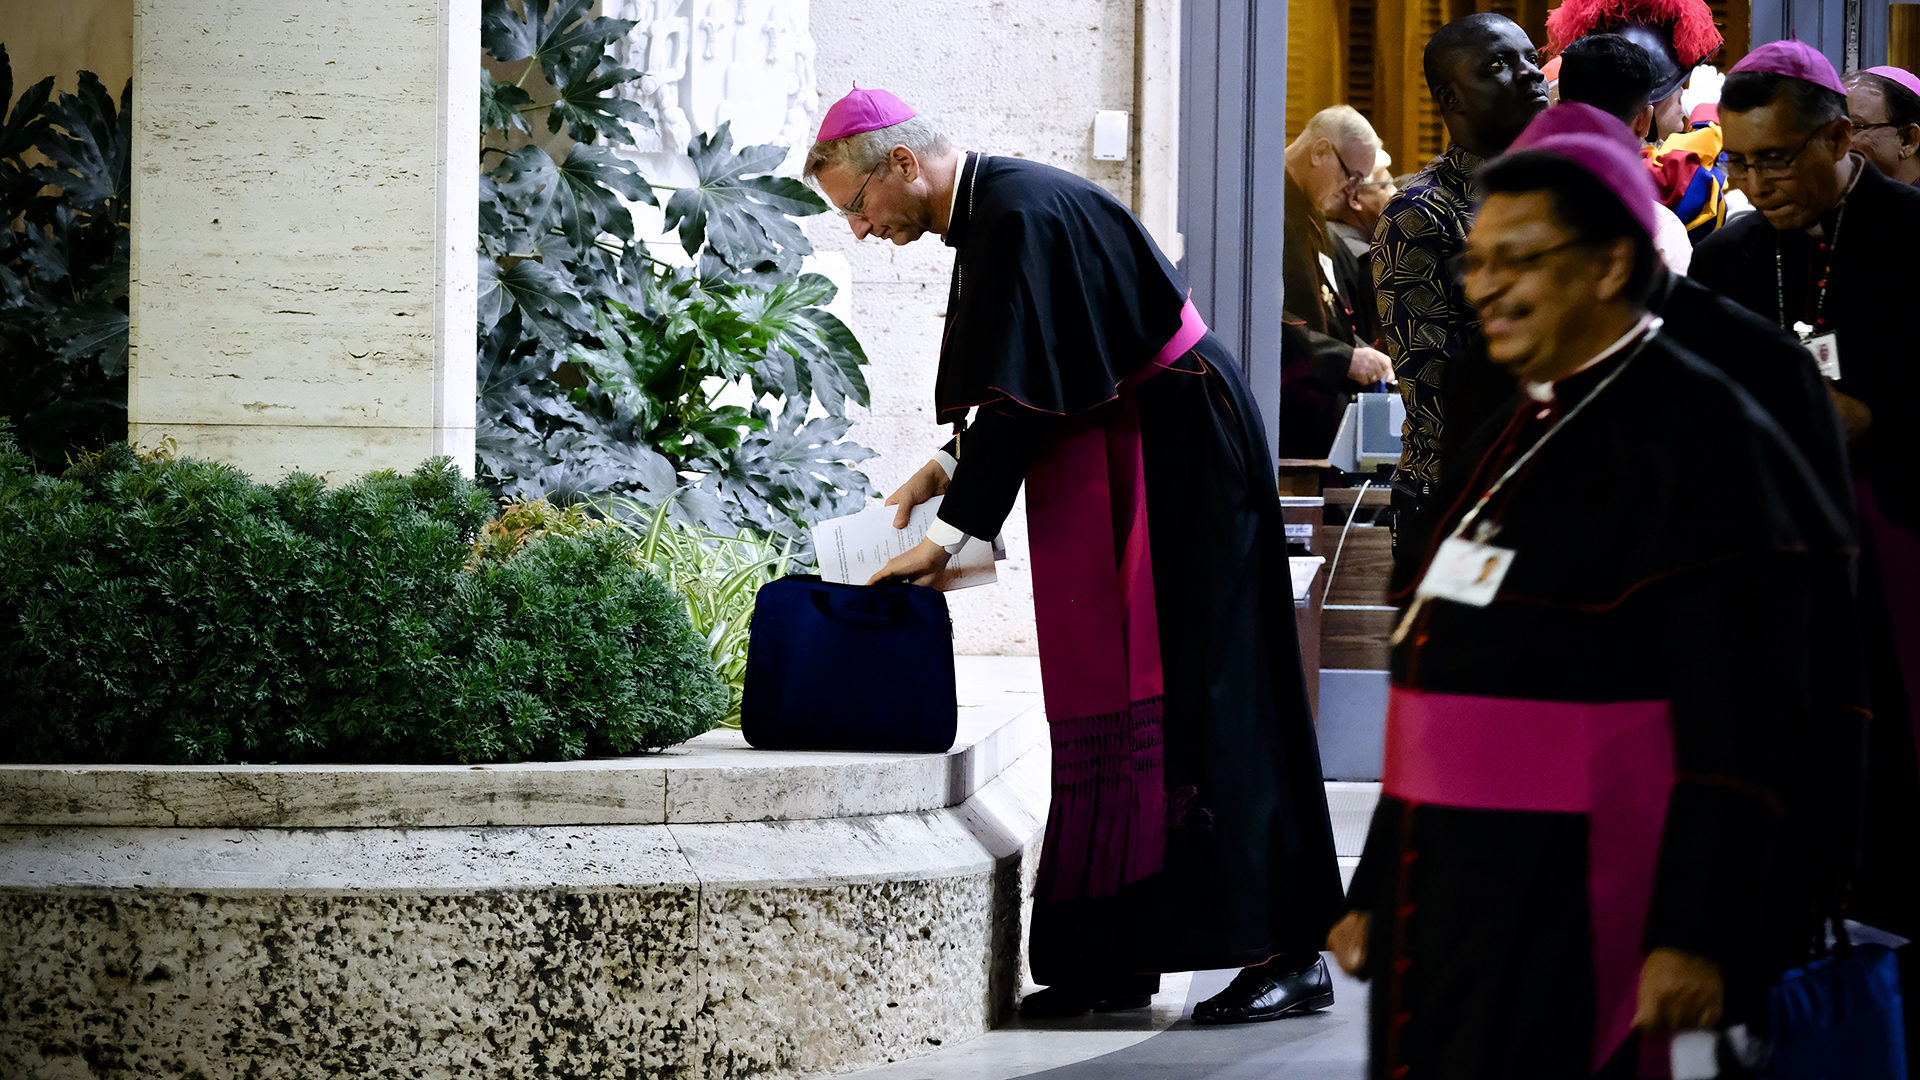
[{"xmin": 1373, "ymin": 12, "xmax": 1549, "ymax": 576}]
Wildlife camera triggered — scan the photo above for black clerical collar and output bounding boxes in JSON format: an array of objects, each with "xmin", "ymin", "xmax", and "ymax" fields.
[{"xmin": 944, "ymin": 152, "xmax": 984, "ymax": 249}]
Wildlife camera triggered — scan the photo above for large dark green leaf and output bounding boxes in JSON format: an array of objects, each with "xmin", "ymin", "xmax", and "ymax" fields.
[
  {"xmin": 478, "ymin": 256, "xmax": 593, "ymax": 351},
  {"xmin": 544, "ymin": 51, "xmax": 651, "ymax": 146},
  {"xmin": 16, "ymin": 217, "xmax": 70, "ymax": 285},
  {"xmin": 552, "ymin": 144, "xmax": 653, "ymax": 247},
  {"xmin": 732, "ymin": 273, "xmax": 868, "ymax": 416},
  {"xmin": 488, "ymin": 144, "xmax": 650, "ymax": 260},
  {"xmin": 31, "ymin": 72, "xmax": 129, "ymax": 213},
  {"xmin": 699, "ymin": 412, "xmax": 876, "ymax": 538},
  {"xmin": 0, "ymin": 50, "xmax": 55, "ymax": 210},
  {"xmin": 479, "ymin": 69, "xmax": 533, "ymax": 135},
  {"xmin": 49, "ymin": 297, "xmax": 128, "ymax": 377},
  {"xmin": 662, "ymin": 124, "xmax": 827, "ymax": 273},
  {"xmin": 490, "ymin": 146, "xmax": 562, "ymax": 240},
  {"xmin": 481, "ymin": 0, "xmax": 636, "ymax": 91}
]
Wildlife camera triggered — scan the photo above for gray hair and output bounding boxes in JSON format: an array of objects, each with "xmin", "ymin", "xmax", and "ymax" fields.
[
  {"xmin": 804, "ymin": 115, "xmax": 953, "ymax": 182},
  {"xmin": 1299, "ymin": 105, "xmax": 1384, "ymax": 158}
]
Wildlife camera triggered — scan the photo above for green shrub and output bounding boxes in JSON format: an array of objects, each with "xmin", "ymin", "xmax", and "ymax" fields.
[
  {"xmin": 602, "ymin": 496, "xmax": 796, "ymax": 728},
  {"xmin": 0, "ymin": 427, "xmax": 725, "ymax": 764},
  {"xmin": 468, "ymin": 494, "xmax": 629, "ymax": 567}
]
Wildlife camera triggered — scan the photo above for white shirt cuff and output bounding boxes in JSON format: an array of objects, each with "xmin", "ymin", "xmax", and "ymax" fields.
[
  {"xmin": 931, "ymin": 450, "xmax": 958, "ymax": 480},
  {"xmin": 925, "ymin": 516, "xmax": 969, "ymax": 553}
]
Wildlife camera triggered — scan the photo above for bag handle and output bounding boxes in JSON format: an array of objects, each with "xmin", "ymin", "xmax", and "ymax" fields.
[{"xmin": 809, "ymin": 586, "xmax": 913, "ymax": 628}]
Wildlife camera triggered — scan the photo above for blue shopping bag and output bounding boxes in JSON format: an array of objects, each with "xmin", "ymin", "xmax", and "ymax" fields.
[{"xmin": 1768, "ymin": 927, "xmax": 1906, "ymax": 1080}]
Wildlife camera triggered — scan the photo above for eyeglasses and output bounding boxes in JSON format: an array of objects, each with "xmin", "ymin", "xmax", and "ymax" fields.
[
  {"xmin": 838, "ymin": 159, "xmax": 890, "ymax": 218},
  {"xmin": 1333, "ymin": 148, "xmax": 1369, "ymax": 189},
  {"xmin": 1447, "ymin": 238, "xmax": 1589, "ymax": 285},
  {"xmin": 1850, "ymin": 119, "xmax": 1906, "ymax": 134},
  {"xmin": 1721, "ymin": 125, "xmax": 1825, "ymax": 179}
]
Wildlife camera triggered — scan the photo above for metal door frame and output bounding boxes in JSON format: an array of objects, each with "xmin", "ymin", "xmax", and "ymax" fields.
[{"xmin": 1178, "ymin": 0, "xmax": 1289, "ymax": 460}]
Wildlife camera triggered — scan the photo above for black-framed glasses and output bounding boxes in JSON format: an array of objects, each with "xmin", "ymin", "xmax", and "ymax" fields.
[
  {"xmin": 838, "ymin": 159, "xmax": 890, "ymax": 218},
  {"xmin": 1721, "ymin": 125, "xmax": 1825, "ymax": 179},
  {"xmin": 1447, "ymin": 238, "xmax": 1589, "ymax": 285},
  {"xmin": 1850, "ymin": 118, "xmax": 1906, "ymax": 133},
  {"xmin": 1333, "ymin": 147, "xmax": 1369, "ymax": 188}
]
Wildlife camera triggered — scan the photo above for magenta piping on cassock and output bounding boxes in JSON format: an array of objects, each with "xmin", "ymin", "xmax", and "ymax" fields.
[
  {"xmin": 1382, "ymin": 689, "xmax": 1676, "ymax": 1073},
  {"xmin": 1029, "ymin": 300, "xmax": 1206, "ymax": 903}
]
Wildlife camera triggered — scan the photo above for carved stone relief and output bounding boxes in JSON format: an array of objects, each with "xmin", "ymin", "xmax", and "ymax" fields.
[{"xmin": 610, "ymin": 0, "xmax": 818, "ymax": 167}]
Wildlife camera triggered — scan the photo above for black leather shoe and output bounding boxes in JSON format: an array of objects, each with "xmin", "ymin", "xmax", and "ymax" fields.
[
  {"xmin": 1019, "ymin": 975, "xmax": 1160, "ymax": 1019},
  {"xmin": 1191, "ymin": 956, "xmax": 1334, "ymax": 1025}
]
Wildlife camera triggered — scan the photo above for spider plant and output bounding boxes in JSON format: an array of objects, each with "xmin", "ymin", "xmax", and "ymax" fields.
[{"xmin": 600, "ymin": 496, "xmax": 797, "ymax": 727}]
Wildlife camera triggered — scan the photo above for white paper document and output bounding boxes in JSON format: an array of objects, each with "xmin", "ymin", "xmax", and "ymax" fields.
[{"xmin": 811, "ymin": 496, "xmax": 998, "ymax": 591}]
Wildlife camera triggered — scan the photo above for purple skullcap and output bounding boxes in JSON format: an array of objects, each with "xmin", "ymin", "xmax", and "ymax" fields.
[
  {"xmin": 1509, "ymin": 102, "xmax": 1645, "ymax": 156},
  {"xmin": 1732, "ymin": 40, "xmax": 1847, "ymax": 96},
  {"xmin": 1498, "ymin": 131, "xmax": 1664, "ymax": 243},
  {"xmin": 816, "ymin": 85, "xmax": 918, "ymax": 142},
  {"xmin": 1863, "ymin": 64, "xmax": 1920, "ymax": 100}
]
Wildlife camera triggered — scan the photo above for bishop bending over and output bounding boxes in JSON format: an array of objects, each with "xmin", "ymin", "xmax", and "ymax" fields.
[{"xmin": 806, "ymin": 87, "xmax": 1344, "ymax": 1024}]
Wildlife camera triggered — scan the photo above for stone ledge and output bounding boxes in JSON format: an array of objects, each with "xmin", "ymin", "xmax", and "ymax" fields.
[
  {"xmin": 0, "ymin": 808, "xmax": 1009, "ymax": 894},
  {"xmin": 0, "ymin": 656, "xmax": 1044, "ymax": 829},
  {"xmin": 0, "ymin": 727, "xmax": 1050, "ymax": 1080}
]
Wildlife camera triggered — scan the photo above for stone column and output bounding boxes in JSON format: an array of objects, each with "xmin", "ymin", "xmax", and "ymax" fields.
[{"xmin": 128, "ymin": 0, "xmax": 479, "ymax": 481}]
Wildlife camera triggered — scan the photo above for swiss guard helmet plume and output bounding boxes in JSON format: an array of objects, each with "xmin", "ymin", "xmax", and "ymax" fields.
[{"xmin": 1545, "ymin": 0, "xmax": 1725, "ymax": 69}]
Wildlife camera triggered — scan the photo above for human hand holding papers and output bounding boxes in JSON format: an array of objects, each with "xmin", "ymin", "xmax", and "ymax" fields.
[{"xmin": 811, "ymin": 495, "xmax": 999, "ymax": 591}]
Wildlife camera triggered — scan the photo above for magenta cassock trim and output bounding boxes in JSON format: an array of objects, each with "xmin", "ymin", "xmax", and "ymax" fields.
[
  {"xmin": 1026, "ymin": 301, "xmax": 1205, "ymax": 902},
  {"xmin": 1383, "ymin": 688, "xmax": 1676, "ymax": 1072}
]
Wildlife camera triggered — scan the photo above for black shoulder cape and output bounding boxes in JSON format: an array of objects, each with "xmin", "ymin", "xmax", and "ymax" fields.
[
  {"xmin": 935, "ymin": 154, "xmax": 1189, "ymax": 424},
  {"xmin": 1397, "ymin": 328, "xmax": 1856, "ymax": 609}
]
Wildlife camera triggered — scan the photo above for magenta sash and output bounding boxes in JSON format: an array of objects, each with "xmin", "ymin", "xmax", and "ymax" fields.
[
  {"xmin": 1857, "ymin": 481, "xmax": 1920, "ymax": 759},
  {"xmin": 1027, "ymin": 300, "xmax": 1207, "ymax": 902},
  {"xmin": 1383, "ymin": 689, "xmax": 1676, "ymax": 1073}
]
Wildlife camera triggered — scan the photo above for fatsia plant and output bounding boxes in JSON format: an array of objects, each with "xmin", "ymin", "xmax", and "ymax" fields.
[
  {"xmin": 0, "ymin": 46, "xmax": 132, "ymax": 472},
  {"xmin": 476, "ymin": 0, "xmax": 875, "ymax": 543}
]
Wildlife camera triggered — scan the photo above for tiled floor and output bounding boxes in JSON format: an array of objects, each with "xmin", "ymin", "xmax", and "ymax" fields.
[{"xmin": 837, "ymin": 959, "xmax": 1369, "ymax": 1080}]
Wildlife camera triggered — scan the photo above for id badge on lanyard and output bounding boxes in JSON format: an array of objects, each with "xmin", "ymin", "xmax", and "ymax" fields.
[
  {"xmin": 1389, "ymin": 320, "xmax": 1657, "ymax": 646},
  {"xmin": 1416, "ymin": 536, "xmax": 1516, "ymax": 607},
  {"xmin": 1793, "ymin": 321, "xmax": 1842, "ymax": 380}
]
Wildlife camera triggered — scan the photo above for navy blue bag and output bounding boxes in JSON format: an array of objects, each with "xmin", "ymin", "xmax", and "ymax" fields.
[
  {"xmin": 741, "ymin": 576, "xmax": 958, "ymax": 753},
  {"xmin": 1767, "ymin": 922, "xmax": 1907, "ymax": 1079}
]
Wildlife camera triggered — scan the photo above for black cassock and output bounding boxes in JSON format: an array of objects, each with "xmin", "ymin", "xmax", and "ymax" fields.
[
  {"xmin": 1692, "ymin": 160, "xmax": 1920, "ymax": 971},
  {"xmin": 931, "ymin": 152, "xmax": 1344, "ymax": 983},
  {"xmin": 1349, "ymin": 327, "xmax": 1858, "ymax": 1079}
]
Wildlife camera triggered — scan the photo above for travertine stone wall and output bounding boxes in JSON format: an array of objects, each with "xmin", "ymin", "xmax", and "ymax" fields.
[
  {"xmin": 808, "ymin": 2, "xmax": 1143, "ymax": 656},
  {"xmin": 127, "ymin": 0, "xmax": 479, "ymax": 481}
]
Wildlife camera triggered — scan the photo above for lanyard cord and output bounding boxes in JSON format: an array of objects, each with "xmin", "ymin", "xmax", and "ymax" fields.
[
  {"xmin": 1388, "ymin": 328, "xmax": 1658, "ymax": 646},
  {"xmin": 1775, "ymin": 181, "xmax": 1853, "ymax": 333}
]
